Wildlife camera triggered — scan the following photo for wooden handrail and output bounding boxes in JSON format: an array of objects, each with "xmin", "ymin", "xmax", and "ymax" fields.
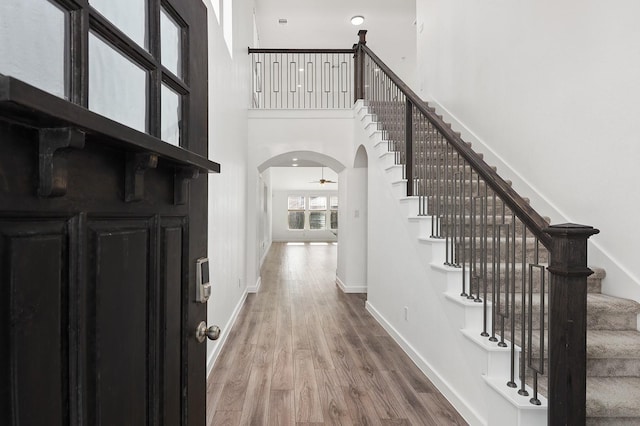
[
  {"xmin": 248, "ymin": 48, "xmax": 355, "ymax": 54},
  {"xmin": 359, "ymin": 43, "xmax": 552, "ymax": 248}
]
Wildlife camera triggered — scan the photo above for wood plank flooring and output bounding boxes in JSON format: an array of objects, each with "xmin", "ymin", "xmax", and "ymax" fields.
[{"xmin": 207, "ymin": 242, "xmax": 467, "ymax": 425}]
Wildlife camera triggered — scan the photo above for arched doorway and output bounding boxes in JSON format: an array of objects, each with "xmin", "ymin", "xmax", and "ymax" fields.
[{"xmin": 246, "ymin": 151, "xmax": 346, "ymax": 293}]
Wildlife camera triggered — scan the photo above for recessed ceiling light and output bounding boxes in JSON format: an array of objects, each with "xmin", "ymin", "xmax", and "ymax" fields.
[
  {"xmin": 292, "ymin": 163, "xmax": 298, "ymax": 167},
  {"xmin": 292, "ymin": 158, "xmax": 298, "ymax": 161},
  {"xmin": 351, "ymin": 15, "xmax": 364, "ymax": 26}
]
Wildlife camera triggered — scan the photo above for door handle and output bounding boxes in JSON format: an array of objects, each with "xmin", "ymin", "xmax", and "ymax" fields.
[{"xmin": 195, "ymin": 321, "xmax": 221, "ymax": 343}]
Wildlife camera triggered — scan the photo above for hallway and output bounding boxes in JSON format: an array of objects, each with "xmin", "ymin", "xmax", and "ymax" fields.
[{"xmin": 206, "ymin": 242, "xmax": 467, "ymax": 425}]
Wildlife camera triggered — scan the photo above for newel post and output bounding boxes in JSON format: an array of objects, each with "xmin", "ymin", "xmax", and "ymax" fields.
[
  {"xmin": 545, "ymin": 223, "xmax": 599, "ymax": 425},
  {"xmin": 353, "ymin": 30, "xmax": 367, "ymax": 102}
]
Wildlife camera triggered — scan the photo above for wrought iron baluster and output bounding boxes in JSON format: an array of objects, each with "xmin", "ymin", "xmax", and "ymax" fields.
[
  {"xmin": 519, "ymin": 225, "xmax": 530, "ymax": 397},
  {"xmin": 469, "ymin": 195, "xmax": 477, "ymax": 301},
  {"xmin": 497, "ymin": 223, "xmax": 510, "ymax": 349},
  {"xmin": 489, "ymin": 190, "xmax": 498, "ymax": 343},
  {"xmin": 460, "ymin": 159, "xmax": 468, "ymax": 297},
  {"xmin": 528, "ymin": 240, "xmax": 544, "ymax": 405},
  {"xmin": 444, "ymin": 141, "xmax": 450, "ymax": 264},
  {"xmin": 507, "ymin": 212, "xmax": 518, "ymax": 389}
]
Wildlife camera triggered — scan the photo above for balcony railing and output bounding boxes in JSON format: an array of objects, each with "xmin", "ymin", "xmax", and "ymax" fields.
[
  {"xmin": 249, "ymin": 31, "xmax": 599, "ymax": 425},
  {"xmin": 249, "ymin": 48, "xmax": 354, "ymax": 109}
]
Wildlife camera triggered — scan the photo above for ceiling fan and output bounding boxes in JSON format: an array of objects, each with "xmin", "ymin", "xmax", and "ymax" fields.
[{"xmin": 309, "ymin": 167, "xmax": 336, "ymax": 185}]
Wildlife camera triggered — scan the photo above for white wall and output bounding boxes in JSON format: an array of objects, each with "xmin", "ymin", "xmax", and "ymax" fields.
[
  {"xmin": 203, "ymin": 0, "xmax": 254, "ymax": 375},
  {"xmin": 416, "ymin": 0, "xmax": 640, "ymax": 301}
]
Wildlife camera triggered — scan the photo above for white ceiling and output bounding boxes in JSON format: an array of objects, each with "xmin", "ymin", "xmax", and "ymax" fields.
[{"xmin": 253, "ymin": 0, "xmax": 417, "ymax": 86}]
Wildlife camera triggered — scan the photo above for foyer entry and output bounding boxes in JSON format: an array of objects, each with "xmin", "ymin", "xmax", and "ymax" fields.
[{"xmin": 206, "ymin": 243, "xmax": 467, "ymax": 425}]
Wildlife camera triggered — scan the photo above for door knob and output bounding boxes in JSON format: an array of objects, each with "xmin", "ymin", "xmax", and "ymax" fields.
[{"xmin": 195, "ymin": 321, "xmax": 221, "ymax": 343}]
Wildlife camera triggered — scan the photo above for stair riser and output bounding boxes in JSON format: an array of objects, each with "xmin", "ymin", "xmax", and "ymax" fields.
[
  {"xmin": 457, "ymin": 246, "xmax": 549, "ymax": 264},
  {"xmin": 442, "ymin": 222, "xmax": 532, "ymax": 239},
  {"xmin": 470, "ymin": 269, "xmax": 603, "ymax": 293},
  {"xmin": 484, "ymin": 311, "xmax": 638, "ymax": 333},
  {"xmin": 586, "ymin": 419, "xmax": 640, "ymax": 426},
  {"xmin": 425, "ymin": 204, "xmax": 517, "ymax": 219},
  {"xmin": 529, "ymin": 358, "xmax": 640, "ymax": 379},
  {"xmin": 423, "ymin": 193, "xmax": 528, "ymax": 210},
  {"xmin": 380, "ymin": 131, "xmax": 450, "ymax": 142},
  {"xmin": 385, "ymin": 150, "xmax": 476, "ymax": 164},
  {"xmin": 473, "ymin": 295, "xmax": 634, "ymax": 331},
  {"xmin": 587, "ymin": 358, "xmax": 640, "ymax": 377}
]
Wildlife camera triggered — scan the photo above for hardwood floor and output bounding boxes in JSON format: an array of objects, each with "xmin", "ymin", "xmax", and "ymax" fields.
[{"xmin": 207, "ymin": 242, "xmax": 467, "ymax": 425}]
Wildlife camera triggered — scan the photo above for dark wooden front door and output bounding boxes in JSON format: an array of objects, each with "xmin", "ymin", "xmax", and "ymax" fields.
[{"xmin": 0, "ymin": 0, "xmax": 213, "ymax": 425}]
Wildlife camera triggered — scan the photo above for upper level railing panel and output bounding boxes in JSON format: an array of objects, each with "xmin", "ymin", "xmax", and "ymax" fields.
[{"xmin": 249, "ymin": 48, "xmax": 354, "ymax": 109}]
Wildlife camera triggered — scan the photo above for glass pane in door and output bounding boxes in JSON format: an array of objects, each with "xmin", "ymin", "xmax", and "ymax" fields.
[
  {"xmin": 90, "ymin": 0, "xmax": 148, "ymax": 49},
  {"xmin": 89, "ymin": 32, "xmax": 147, "ymax": 132},
  {"xmin": 0, "ymin": 0, "xmax": 68, "ymax": 99},
  {"xmin": 160, "ymin": 8, "xmax": 182, "ymax": 78},
  {"xmin": 161, "ymin": 83, "xmax": 181, "ymax": 146}
]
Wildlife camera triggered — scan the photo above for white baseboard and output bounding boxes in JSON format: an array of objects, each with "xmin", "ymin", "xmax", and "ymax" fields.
[
  {"xmin": 365, "ymin": 301, "xmax": 484, "ymax": 426},
  {"xmin": 247, "ymin": 276, "xmax": 261, "ymax": 293},
  {"xmin": 206, "ymin": 290, "xmax": 248, "ymax": 378},
  {"xmin": 335, "ymin": 276, "xmax": 367, "ymax": 293},
  {"xmin": 259, "ymin": 241, "xmax": 272, "ymax": 267}
]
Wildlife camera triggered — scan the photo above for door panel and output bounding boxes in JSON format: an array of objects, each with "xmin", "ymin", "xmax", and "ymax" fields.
[
  {"xmin": 89, "ymin": 224, "xmax": 150, "ymax": 425},
  {"xmin": 0, "ymin": 221, "xmax": 68, "ymax": 426},
  {"xmin": 161, "ymin": 224, "xmax": 184, "ymax": 426}
]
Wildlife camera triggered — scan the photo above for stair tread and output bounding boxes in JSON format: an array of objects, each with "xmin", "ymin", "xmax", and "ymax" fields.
[
  {"xmin": 587, "ymin": 330, "xmax": 640, "ymax": 359},
  {"xmin": 485, "ymin": 292, "xmax": 638, "ymax": 314},
  {"xmin": 587, "ymin": 377, "xmax": 640, "ymax": 417},
  {"xmin": 587, "ymin": 293, "xmax": 640, "ymax": 313},
  {"xmin": 530, "ymin": 330, "xmax": 640, "ymax": 359}
]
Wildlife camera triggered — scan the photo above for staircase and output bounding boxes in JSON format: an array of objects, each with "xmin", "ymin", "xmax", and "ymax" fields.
[
  {"xmin": 249, "ymin": 33, "xmax": 640, "ymax": 424},
  {"xmin": 358, "ymin": 99, "xmax": 640, "ymax": 425}
]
